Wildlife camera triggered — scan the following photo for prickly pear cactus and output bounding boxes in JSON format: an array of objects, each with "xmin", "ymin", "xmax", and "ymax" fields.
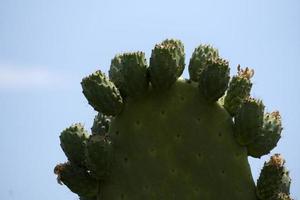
[{"xmin": 54, "ymin": 39, "xmax": 293, "ymax": 200}]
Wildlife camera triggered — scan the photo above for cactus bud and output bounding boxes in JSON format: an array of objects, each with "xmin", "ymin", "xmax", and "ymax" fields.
[
  {"xmin": 234, "ymin": 98, "xmax": 264, "ymax": 145},
  {"xmin": 60, "ymin": 123, "xmax": 89, "ymax": 167},
  {"xmin": 149, "ymin": 39, "xmax": 185, "ymax": 89},
  {"xmin": 224, "ymin": 65, "xmax": 253, "ymax": 116},
  {"xmin": 81, "ymin": 70, "xmax": 123, "ymax": 116},
  {"xmin": 188, "ymin": 44, "xmax": 219, "ymax": 82},
  {"xmin": 54, "ymin": 162, "xmax": 98, "ymax": 198},
  {"xmin": 109, "ymin": 52, "xmax": 149, "ymax": 98},
  {"xmin": 198, "ymin": 58, "xmax": 230, "ymax": 102},
  {"xmin": 86, "ymin": 134, "xmax": 113, "ymax": 180},
  {"xmin": 257, "ymin": 154, "xmax": 291, "ymax": 200},
  {"xmin": 247, "ymin": 111, "xmax": 283, "ymax": 158}
]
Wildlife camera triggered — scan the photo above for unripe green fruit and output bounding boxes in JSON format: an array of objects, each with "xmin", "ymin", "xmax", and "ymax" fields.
[
  {"xmin": 247, "ymin": 111, "xmax": 282, "ymax": 158},
  {"xmin": 54, "ymin": 162, "xmax": 98, "ymax": 198},
  {"xmin": 234, "ymin": 98, "xmax": 265, "ymax": 145},
  {"xmin": 81, "ymin": 70, "xmax": 123, "ymax": 116},
  {"xmin": 188, "ymin": 44, "xmax": 219, "ymax": 82},
  {"xmin": 256, "ymin": 154, "xmax": 291, "ymax": 200},
  {"xmin": 224, "ymin": 65, "xmax": 253, "ymax": 116},
  {"xmin": 198, "ymin": 58, "xmax": 230, "ymax": 102},
  {"xmin": 60, "ymin": 123, "xmax": 89, "ymax": 166},
  {"xmin": 109, "ymin": 52, "xmax": 149, "ymax": 98},
  {"xmin": 149, "ymin": 39, "xmax": 185, "ymax": 89},
  {"xmin": 91, "ymin": 113, "xmax": 111, "ymax": 135},
  {"xmin": 86, "ymin": 134, "xmax": 113, "ymax": 180}
]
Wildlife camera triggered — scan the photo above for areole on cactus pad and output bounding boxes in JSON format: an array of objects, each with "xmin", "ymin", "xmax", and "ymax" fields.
[{"xmin": 54, "ymin": 39, "xmax": 292, "ymax": 200}]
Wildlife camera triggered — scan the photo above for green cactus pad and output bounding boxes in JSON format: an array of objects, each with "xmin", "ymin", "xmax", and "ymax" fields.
[
  {"xmin": 98, "ymin": 80, "xmax": 257, "ymax": 199},
  {"xmin": 224, "ymin": 66, "xmax": 253, "ymax": 116},
  {"xmin": 109, "ymin": 52, "xmax": 149, "ymax": 98},
  {"xmin": 257, "ymin": 154, "xmax": 291, "ymax": 200},
  {"xmin": 86, "ymin": 134, "xmax": 113, "ymax": 180},
  {"xmin": 234, "ymin": 98, "xmax": 265, "ymax": 145},
  {"xmin": 188, "ymin": 44, "xmax": 219, "ymax": 82},
  {"xmin": 81, "ymin": 70, "xmax": 123, "ymax": 116},
  {"xmin": 149, "ymin": 39, "xmax": 185, "ymax": 89},
  {"xmin": 91, "ymin": 113, "xmax": 111, "ymax": 135},
  {"xmin": 54, "ymin": 162, "xmax": 98, "ymax": 198},
  {"xmin": 60, "ymin": 123, "xmax": 89, "ymax": 166},
  {"xmin": 198, "ymin": 58, "xmax": 230, "ymax": 102},
  {"xmin": 55, "ymin": 39, "xmax": 292, "ymax": 200},
  {"xmin": 247, "ymin": 111, "xmax": 282, "ymax": 158}
]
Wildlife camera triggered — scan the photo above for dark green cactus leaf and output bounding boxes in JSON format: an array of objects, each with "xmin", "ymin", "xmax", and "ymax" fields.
[
  {"xmin": 54, "ymin": 162, "xmax": 98, "ymax": 198},
  {"xmin": 60, "ymin": 124, "xmax": 89, "ymax": 167},
  {"xmin": 81, "ymin": 70, "xmax": 123, "ymax": 116},
  {"xmin": 198, "ymin": 58, "xmax": 230, "ymax": 102},
  {"xmin": 91, "ymin": 113, "xmax": 111, "ymax": 136},
  {"xmin": 257, "ymin": 154, "xmax": 291, "ymax": 200},
  {"xmin": 224, "ymin": 65, "xmax": 253, "ymax": 116},
  {"xmin": 234, "ymin": 98, "xmax": 265, "ymax": 145},
  {"xmin": 109, "ymin": 52, "xmax": 149, "ymax": 98},
  {"xmin": 86, "ymin": 134, "xmax": 113, "ymax": 180},
  {"xmin": 188, "ymin": 44, "xmax": 219, "ymax": 82},
  {"xmin": 149, "ymin": 39, "xmax": 185, "ymax": 89},
  {"xmin": 247, "ymin": 111, "xmax": 282, "ymax": 158}
]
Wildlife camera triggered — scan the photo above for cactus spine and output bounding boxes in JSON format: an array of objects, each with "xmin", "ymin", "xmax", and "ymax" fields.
[{"xmin": 54, "ymin": 39, "xmax": 292, "ymax": 200}]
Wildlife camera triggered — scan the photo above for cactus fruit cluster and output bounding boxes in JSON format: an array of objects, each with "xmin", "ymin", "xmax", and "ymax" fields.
[{"xmin": 54, "ymin": 39, "xmax": 293, "ymax": 200}]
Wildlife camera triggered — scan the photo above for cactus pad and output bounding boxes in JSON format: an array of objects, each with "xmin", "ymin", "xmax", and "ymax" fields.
[{"xmin": 55, "ymin": 39, "xmax": 293, "ymax": 200}]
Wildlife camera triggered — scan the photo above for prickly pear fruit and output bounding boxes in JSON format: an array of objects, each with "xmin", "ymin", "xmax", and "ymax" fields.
[
  {"xmin": 234, "ymin": 98, "xmax": 265, "ymax": 145},
  {"xmin": 224, "ymin": 65, "xmax": 253, "ymax": 116},
  {"xmin": 60, "ymin": 124, "xmax": 88, "ymax": 167},
  {"xmin": 149, "ymin": 39, "xmax": 185, "ymax": 89},
  {"xmin": 109, "ymin": 52, "xmax": 149, "ymax": 98},
  {"xmin": 247, "ymin": 111, "xmax": 282, "ymax": 158},
  {"xmin": 198, "ymin": 58, "xmax": 230, "ymax": 102},
  {"xmin": 256, "ymin": 154, "xmax": 291, "ymax": 200},
  {"xmin": 81, "ymin": 70, "xmax": 123, "ymax": 116},
  {"xmin": 188, "ymin": 44, "xmax": 219, "ymax": 82},
  {"xmin": 54, "ymin": 162, "xmax": 98, "ymax": 198},
  {"xmin": 91, "ymin": 113, "xmax": 111, "ymax": 135}
]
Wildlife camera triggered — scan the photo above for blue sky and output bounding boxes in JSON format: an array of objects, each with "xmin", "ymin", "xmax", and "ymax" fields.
[{"xmin": 0, "ymin": 0, "xmax": 299, "ymax": 199}]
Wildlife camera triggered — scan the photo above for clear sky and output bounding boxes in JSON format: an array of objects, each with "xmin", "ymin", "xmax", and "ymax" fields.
[{"xmin": 0, "ymin": 0, "xmax": 299, "ymax": 199}]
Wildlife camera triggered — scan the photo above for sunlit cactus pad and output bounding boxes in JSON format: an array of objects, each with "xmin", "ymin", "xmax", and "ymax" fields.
[{"xmin": 54, "ymin": 39, "xmax": 292, "ymax": 200}]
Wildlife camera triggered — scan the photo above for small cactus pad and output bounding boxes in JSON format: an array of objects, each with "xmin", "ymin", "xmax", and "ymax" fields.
[
  {"xmin": 86, "ymin": 134, "xmax": 113, "ymax": 180},
  {"xmin": 234, "ymin": 98, "xmax": 265, "ymax": 145},
  {"xmin": 81, "ymin": 70, "xmax": 123, "ymax": 116},
  {"xmin": 54, "ymin": 162, "xmax": 98, "ymax": 198},
  {"xmin": 224, "ymin": 65, "xmax": 253, "ymax": 116},
  {"xmin": 60, "ymin": 124, "xmax": 89, "ymax": 166},
  {"xmin": 247, "ymin": 111, "xmax": 282, "ymax": 158},
  {"xmin": 91, "ymin": 113, "xmax": 111, "ymax": 135},
  {"xmin": 257, "ymin": 154, "xmax": 291, "ymax": 200},
  {"xmin": 109, "ymin": 52, "xmax": 149, "ymax": 98},
  {"xmin": 188, "ymin": 44, "xmax": 219, "ymax": 82},
  {"xmin": 149, "ymin": 39, "xmax": 185, "ymax": 89},
  {"xmin": 198, "ymin": 58, "xmax": 230, "ymax": 102}
]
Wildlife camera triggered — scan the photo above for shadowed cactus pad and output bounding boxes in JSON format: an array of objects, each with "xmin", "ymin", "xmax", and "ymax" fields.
[{"xmin": 54, "ymin": 39, "xmax": 293, "ymax": 200}]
